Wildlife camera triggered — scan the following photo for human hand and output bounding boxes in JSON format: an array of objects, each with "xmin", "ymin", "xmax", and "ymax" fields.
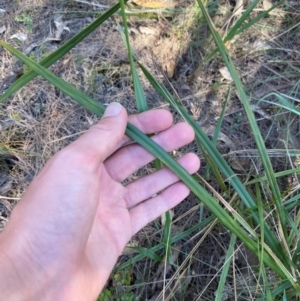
[{"xmin": 0, "ymin": 103, "xmax": 200, "ymax": 301}]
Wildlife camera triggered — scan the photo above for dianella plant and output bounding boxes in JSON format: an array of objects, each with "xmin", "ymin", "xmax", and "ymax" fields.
[{"xmin": 1, "ymin": 0, "xmax": 300, "ymax": 299}]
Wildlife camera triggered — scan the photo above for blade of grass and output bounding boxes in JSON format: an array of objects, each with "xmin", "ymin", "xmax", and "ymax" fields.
[
  {"xmin": 245, "ymin": 166, "xmax": 300, "ymax": 186},
  {"xmin": 117, "ymin": 2, "xmax": 147, "ymax": 112},
  {"xmin": 214, "ymin": 234, "xmax": 236, "ymax": 301},
  {"xmin": 282, "ymin": 290, "xmax": 287, "ymax": 301},
  {"xmin": 204, "ymin": 0, "xmax": 283, "ymax": 64},
  {"xmin": 286, "ymin": 211, "xmax": 300, "ymax": 246},
  {"xmin": 162, "ymin": 211, "xmax": 173, "ymax": 265},
  {"xmin": 285, "ymin": 194, "xmax": 300, "ymax": 211},
  {"xmin": 292, "ymin": 241, "xmax": 300, "ymax": 265},
  {"xmin": 55, "ymin": 9, "xmax": 171, "ymax": 18},
  {"xmin": 261, "ymin": 93, "xmax": 300, "ymax": 116},
  {"xmin": 0, "ymin": 1, "xmax": 126, "ymax": 104},
  {"xmin": 235, "ymin": 0, "xmax": 284, "ymax": 36},
  {"xmin": 204, "ymin": 0, "xmax": 261, "ymax": 63},
  {"xmin": 258, "ymin": 264, "xmax": 273, "ymax": 300},
  {"xmin": 200, "ymin": 146, "xmax": 228, "ymax": 191},
  {"xmin": 0, "ymin": 39, "xmax": 293, "ymax": 284},
  {"xmin": 257, "ymin": 277, "xmax": 300, "ymax": 301},
  {"xmin": 128, "ymin": 246, "xmax": 162, "ymax": 262},
  {"xmin": 196, "ymin": 0, "xmax": 287, "ymax": 241},
  {"xmin": 255, "ymin": 182, "xmax": 272, "ymax": 300}
]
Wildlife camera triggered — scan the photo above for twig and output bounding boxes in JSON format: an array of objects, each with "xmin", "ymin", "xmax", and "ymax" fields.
[
  {"xmin": 0, "ymin": 196, "xmax": 20, "ymax": 200},
  {"xmin": 73, "ymin": 0, "xmax": 109, "ymax": 8}
]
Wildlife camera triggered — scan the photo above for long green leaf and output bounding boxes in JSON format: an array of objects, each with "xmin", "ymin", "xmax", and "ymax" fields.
[
  {"xmin": 261, "ymin": 93, "xmax": 300, "ymax": 116},
  {"xmin": 235, "ymin": 1, "xmax": 284, "ymax": 37},
  {"xmin": 215, "ymin": 234, "xmax": 236, "ymax": 301},
  {"xmin": 256, "ymin": 182, "xmax": 272, "ymax": 300},
  {"xmin": 118, "ymin": 1, "xmax": 147, "ymax": 112},
  {"xmin": 162, "ymin": 211, "xmax": 172, "ymax": 265},
  {"xmin": 0, "ymin": 1, "xmax": 125, "ymax": 104},
  {"xmin": 246, "ymin": 166, "xmax": 300, "ymax": 186},
  {"xmin": 116, "ymin": 215, "xmax": 216, "ymax": 271},
  {"xmin": 196, "ymin": 0, "xmax": 287, "ymax": 241},
  {"xmin": 129, "ymin": 246, "xmax": 162, "ymax": 262},
  {"xmin": 204, "ymin": 0, "xmax": 283, "ymax": 64},
  {"xmin": 0, "ymin": 40, "xmax": 290, "ymax": 282},
  {"xmin": 257, "ymin": 277, "xmax": 300, "ymax": 301},
  {"xmin": 204, "ymin": 0, "xmax": 260, "ymax": 63}
]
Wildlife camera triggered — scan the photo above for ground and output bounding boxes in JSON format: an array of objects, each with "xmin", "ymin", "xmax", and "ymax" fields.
[{"xmin": 0, "ymin": 0, "xmax": 300, "ymax": 300}]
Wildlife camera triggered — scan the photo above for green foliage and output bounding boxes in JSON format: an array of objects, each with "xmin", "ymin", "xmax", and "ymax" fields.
[
  {"xmin": 229, "ymin": 112, "xmax": 243, "ymax": 132},
  {"xmin": 98, "ymin": 269, "xmax": 137, "ymax": 301},
  {"xmin": 5, "ymin": 39, "xmax": 285, "ymax": 279},
  {"xmin": 1, "ymin": 0, "xmax": 300, "ymax": 299},
  {"xmin": 15, "ymin": 12, "xmax": 33, "ymax": 33}
]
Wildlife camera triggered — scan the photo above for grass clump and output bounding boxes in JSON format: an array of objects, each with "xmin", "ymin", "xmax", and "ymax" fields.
[{"xmin": 15, "ymin": 12, "xmax": 33, "ymax": 33}]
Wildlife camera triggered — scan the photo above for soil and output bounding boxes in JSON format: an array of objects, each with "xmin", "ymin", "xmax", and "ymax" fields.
[{"xmin": 0, "ymin": 0, "xmax": 299, "ymax": 300}]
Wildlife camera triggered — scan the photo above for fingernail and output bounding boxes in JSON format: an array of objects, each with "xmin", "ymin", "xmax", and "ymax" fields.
[{"xmin": 103, "ymin": 102, "xmax": 122, "ymax": 117}]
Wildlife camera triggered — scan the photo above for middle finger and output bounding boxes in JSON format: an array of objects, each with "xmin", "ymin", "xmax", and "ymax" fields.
[{"xmin": 104, "ymin": 122, "xmax": 195, "ymax": 182}]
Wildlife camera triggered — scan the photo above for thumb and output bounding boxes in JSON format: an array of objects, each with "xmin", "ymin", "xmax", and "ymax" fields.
[{"xmin": 71, "ymin": 102, "xmax": 128, "ymax": 162}]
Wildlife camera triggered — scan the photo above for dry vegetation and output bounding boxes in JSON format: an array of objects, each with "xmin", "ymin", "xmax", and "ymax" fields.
[{"xmin": 0, "ymin": 0, "xmax": 300, "ymax": 300}]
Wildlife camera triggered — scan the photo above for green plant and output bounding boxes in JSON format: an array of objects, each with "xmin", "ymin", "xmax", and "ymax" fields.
[
  {"xmin": 230, "ymin": 112, "xmax": 243, "ymax": 132},
  {"xmin": 98, "ymin": 269, "xmax": 137, "ymax": 301},
  {"xmin": 1, "ymin": 0, "xmax": 300, "ymax": 299},
  {"xmin": 15, "ymin": 12, "xmax": 33, "ymax": 33}
]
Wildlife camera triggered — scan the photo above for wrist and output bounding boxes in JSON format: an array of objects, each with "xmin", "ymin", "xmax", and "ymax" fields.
[
  {"xmin": 0, "ymin": 231, "xmax": 38, "ymax": 300},
  {"xmin": 0, "ymin": 224, "xmax": 68, "ymax": 301},
  {"xmin": 0, "ymin": 222, "xmax": 121, "ymax": 301}
]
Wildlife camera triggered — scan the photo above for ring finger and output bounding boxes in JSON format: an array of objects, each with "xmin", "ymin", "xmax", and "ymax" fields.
[{"xmin": 124, "ymin": 153, "xmax": 200, "ymax": 208}]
